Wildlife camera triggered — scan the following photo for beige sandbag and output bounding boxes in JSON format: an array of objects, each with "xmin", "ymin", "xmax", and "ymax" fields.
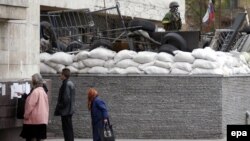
[
  {"xmin": 174, "ymin": 51, "xmax": 195, "ymax": 63},
  {"xmin": 88, "ymin": 47, "xmax": 116, "ymax": 60},
  {"xmin": 40, "ymin": 52, "xmax": 51, "ymax": 62},
  {"xmin": 78, "ymin": 68, "xmax": 90, "ymax": 73},
  {"xmin": 66, "ymin": 66, "xmax": 78, "ymax": 73},
  {"xmin": 83, "ymin": 58, "xmax": 105, "ymax": 67},
  {"xmin": 88, "ymin": 66, "xmax": 109, "ymax": 74},
  {"xmin": 115, "ymin": 59, "xmax": 139, "ymax": 69},
  {"xmin": 171, "ymin": 68, "xmax": 190, "ymax": 75},
  {"xmin": 155, "ymin": 52, "xmax": 174, "ymax": 62},
  {"xmin": 142, "ymin": 66, "xmax": 170, "ymax": 74},
  {"xmin": 109, "ymin": 67, "xmax": 126, "ymax": 74},
  {"xmin": 44, "ymin": 61, "xmax": 65, "ymax": 73},
  {"xmin": 48, "ymin": 52, "xmax": 74, "ymax": 66},
  {"xmin": 114, "ymin": 49, "xmax": 137, "ymax": 62},
  {"xmin": 74, "ymin": 51, "xmax": 89, "ymax": 62},
  {"xmin": 40, "ymin": 62, "xmax": 57, "ymax": 74},
  {"xmin": 133, "ymin": 51, "xmax": 157, "ymax": 64}
]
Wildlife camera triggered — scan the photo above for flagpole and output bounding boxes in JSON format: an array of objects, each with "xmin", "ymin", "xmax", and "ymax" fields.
[{"xmin": 200, "ymin": 0, "xmax": 202, "ymax": 32}]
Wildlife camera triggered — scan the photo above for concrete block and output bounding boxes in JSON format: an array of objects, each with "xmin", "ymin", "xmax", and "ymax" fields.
[{"xmin": 0, "ymin": 5, "xmax": 27, "ymax": 20}]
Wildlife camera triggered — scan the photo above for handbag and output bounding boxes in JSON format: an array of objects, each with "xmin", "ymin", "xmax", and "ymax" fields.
[{"xmin": 101, "ymin": 119, "xmax": 115, "ymax": 141}]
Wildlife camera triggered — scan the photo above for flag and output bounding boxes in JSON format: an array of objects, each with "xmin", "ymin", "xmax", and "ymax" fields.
[{"xmin": 202, "ymin": 0, "xmax": 215, "ymax": 24}]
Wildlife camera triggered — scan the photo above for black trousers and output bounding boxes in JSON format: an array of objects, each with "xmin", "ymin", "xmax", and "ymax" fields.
[{"xmin": 61, "ymin": 115, "xmax": 74, "ymax": 141}]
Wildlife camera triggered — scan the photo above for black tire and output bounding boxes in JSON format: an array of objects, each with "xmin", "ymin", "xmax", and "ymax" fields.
[
  {"xmin": 91, "ymin": 39, "xmax": 112, "ymax": 50},
  {"xmin": 161, "ymin": 33, "xmax": 188, "ymax": 51},
  {"xmin": 66, "ymin": 41, "xmax": 90, "ymax": 52},
  {"xmin": 158, "ymin": 44, "xmax": 179, "ymax": 55},
  {"xmin": 128, "ymin": 19, "xmax": 156, "ymax": 32}
]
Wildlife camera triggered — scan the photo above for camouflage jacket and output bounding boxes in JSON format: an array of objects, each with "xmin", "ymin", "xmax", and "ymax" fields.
[{"xmin": 162, "ymin": 11, "xmax": 182, "ymax": 31}]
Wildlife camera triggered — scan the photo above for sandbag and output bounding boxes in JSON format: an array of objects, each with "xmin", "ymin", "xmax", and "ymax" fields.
[
  {"xmin": 172, "ymin": 62, "xmax": 192, "ymax": 72},
  {"xmin": 171, "ymin": 68, "xmax": 190, "ymax": 74},
  {"xmin": 125, "ymin": 67, "xmax": 144, "ymax": 74},
  {"xmin": 40, "ymin": 62, "xmax": 57, "ymax": 74},
  {"xmin": 48, "ymin": 52, "xmax": 74, "ymax": 66},
  {"xmin": 88, "ymin": 47, "xmax": 116, "ymax": 60},
  {"xmin": 191, "ymin": 68, "xmax": 224, "ymax": 75},
  {"xmin": 44, "ymin": 61, "xmax": 65, "ymax": 73},
  {"xmin": 104, "ymin": 60, "xmax": 115, "ymax": 68},
  {"xmin": 114, "ymin": 49, "xmax": 137, "ymax": 62},
  {"xmin": 109, "ymin": 67, "xmax": 126, "ymax": 74},
  {"xmin": 174, "ymin": 51, "xmax": 195, "ymax": 63},
  {"xmin": 142, "ymin": 66, "xmax": 170, "ymax": 74},
  {"xmin": 74, "ymin": 51, "xmax": 89, "ymax": 61},
  {"xmin": 71, "ymin": 61, "xmax": 85, "ymax": 69},
  {"xmin": 192, "ymin": 59, "xmax": 221, "ymax": 69},
  {"xmin": 83, "ymin": 58, "xmax": 105, "ymax": 67},
  {"xmin": 154, "ymin": 60, "xmax": 172, "ymax": 69},
  {"xmin": 133, "ymin": 51, "xmax": 157, "ymax": 64},
  {"xmin": 40, "ymin": 52, "xmax": 51, "ymax": 62},
  {"xmin": 192, "ymin": 47, "xmax": 217, "ymax": 61},
  {"xmin": 116, "ymin": 59, "xmax": 139, "ymax": 69},
  {"xmin": 78, "ymin": 68, "xmax": 90, "ymax": 73},
  {"xmin": 155, "ymin": 52, "xmax": 174, "ymax": 62},
  {"xmin": 66, "ymin": 66, "xmax": 79, "ymax": 73},
  {"xmin": 88, "ymin": 67, "xmax": 109, "ymax": 74}
]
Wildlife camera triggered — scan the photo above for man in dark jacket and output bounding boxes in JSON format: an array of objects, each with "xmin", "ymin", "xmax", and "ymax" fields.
[{"xmin": 54, "ymin": 68, "xmax": 75, "ymax": 141}]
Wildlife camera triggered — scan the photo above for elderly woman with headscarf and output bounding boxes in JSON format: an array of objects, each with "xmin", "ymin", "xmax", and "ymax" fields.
[
  {"xmin": 20, "ymin": 73, "xmax": 49, "ymax": 141},
  {"xmin": 87, "ymin": 88, "xmax": 109, "ymax": 141}
]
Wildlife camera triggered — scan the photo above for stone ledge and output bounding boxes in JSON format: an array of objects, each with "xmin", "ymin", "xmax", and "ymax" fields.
[{"xmin": 0, "ymin": 5, "xmax": 26, "ymax": 20}]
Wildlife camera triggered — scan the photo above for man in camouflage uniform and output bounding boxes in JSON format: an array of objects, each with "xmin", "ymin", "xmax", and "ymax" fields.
[{"xmin": 162, "ymin": 1, "xmax": 182, "ymax": 31}]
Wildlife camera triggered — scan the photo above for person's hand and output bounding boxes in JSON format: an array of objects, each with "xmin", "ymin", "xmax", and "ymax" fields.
[{"xmin": 104, "ymin": 119, "xmax": 108, "ymax": 124}]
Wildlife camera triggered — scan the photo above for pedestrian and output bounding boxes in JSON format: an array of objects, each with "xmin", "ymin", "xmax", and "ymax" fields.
[
  {"xmin": 162, "ymin": 1, "xmax": 182, "ymax": 31},
  {"xmin": 20, "ymin": 73, "xmax": 49, "ymax": 141},
  {"xmin": 87, "ymin": 88, "xmax": 109, "ymax": 141},
  {"xmin": 54, "ymin": 68, "xmax": 75, "ymax": 141}
]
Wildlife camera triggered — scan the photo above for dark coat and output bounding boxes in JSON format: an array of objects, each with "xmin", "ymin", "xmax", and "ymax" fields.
[
  {"xmin": 91, "ymin": 96, "xmax": 108, "ymax": 141},
  {"xmin": 54, "ymin": 79, "xmax": 75, "ymax": 116}
]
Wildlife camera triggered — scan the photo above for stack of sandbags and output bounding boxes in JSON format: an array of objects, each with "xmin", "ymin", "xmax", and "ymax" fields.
[
  {"xmin": 171, "ymin": 50, "xmax": 194, "ymax": 74},
  {"xmin": 136, "ymin": 51, "xmax": 170, "ymax": 74},
  {"xmin": 40, "ymin": 52, "xmax": 57, "ymax": 74},
  {"xmin": 191, "ymin": 47, "xmax": 223, "ymax": 75},
  {"xmin": 110, "ymin": 50, "xmax": 142, "ymax": 74},
  {"xmin": 85, "ymin": 47, "xmax": 116, "ymax": 74}
]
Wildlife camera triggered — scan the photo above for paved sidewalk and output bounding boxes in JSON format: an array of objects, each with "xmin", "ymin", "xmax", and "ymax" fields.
[{"xmin": 47, "ymin": 138, "xmax": 226, "ymax": 141}]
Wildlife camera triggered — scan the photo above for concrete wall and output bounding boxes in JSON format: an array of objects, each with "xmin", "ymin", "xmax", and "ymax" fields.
[
  {"xmin": 0, "ymin": 0, "xmax": 40, "ymax": 79},
  {"xmin": 43, "ymin": 74, "xmax": 250, "ymax": 139}
]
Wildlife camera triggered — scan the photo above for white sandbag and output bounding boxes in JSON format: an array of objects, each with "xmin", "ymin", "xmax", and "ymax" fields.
[
  {"xmin": 174, "ymin": 51, "xmax": 195, "ymax": 63},
  {"xmin": 172, "ymin": 62, "xmax": 193, "ymax": 72},
  {"xmin": 125, "ymin": 67, "xmax": 144, "ymax": 74},
  {"xmin": 154, "ymin": 60, "xmax": 172, "ymax": 69},
  {"xmin": 142, "ymin": 66, "xmax": 170, "ymax": 74},
  {"xmin": 109, "ymin": 67, "xmax": 126, "ymax": 74},
  {"xmin": 133, "ymin": 51, "xmax": 157, "ymax": 64},
  {"xmin": 78, "ymin": 68, "xmax": 90, "ymax": 73},
  {"xmin": 74, "ymin": 51, "xmax": 89, "ymax": 61},
  {"xmin": 88, "ymin": 47, "xmax": 116, "ymax": 60},
  {"xmin": 192, "ymin": 59, "xmax": 220, "ymax": 69},
  {"xmin": 155, "ymin": 52, "xmax": 174, "ymax": 62},
  {"xmin": 40, "ymin": 52, "xmax": 51, "ymax": 62},
  {"xmin": 191, "ymin": 68, "xmax": 224, "ymax": 75},
  {"xmin": 138, "ymin": 62, "xmax": 155, "ymax": 70},
  {"xmin": 114, "ymin": 49, "xmax": 137, "ymax": 62},
  {"xmin": 104, "ymin": 60, "xmax": 115, "ymax": 68},
  {"xmin": 66, "ymin": 66, "xmax": 78, "ymax": 73},
  {"xmin": 241, "ymin": 52, "xmax": 250, "ymax": 63},
  {"xmin": 83, "ymin": 58, "xmax": 105, "ymax": 67},
  {"xmin": 40, "ymin": 62, "xmax": 57, "ymax": 74},
  {"xmin": 231, "ymin": 66, "xmax": 250, "ymax": 74},
  {"xmin": 224, "ymin": 56, "xmax": 242, "ymax": 67},
  {"xmin": 48, "ymin": 52, "xmax": 74, "ymax": 66},
  {"xmin": 171, "ymin": 68, "xmax": 190, "ymax": 74},
  {"xmin": 192, "ymin": 47, "xmax": 217, "ymax": 61},
  {"xmin": 116, "ymin": 59, "xmax": 140, "ymax": 69},
  {"xmin": 44, "ymin": 61, "xmax": 65, "ymax": 73},
  {"xmin": 71, "ymin": 61, "xmax": 85, "ymax": 69},
  {"xmin": 88, "ymin": 66, "xmax": 109, "ymax": 74}
]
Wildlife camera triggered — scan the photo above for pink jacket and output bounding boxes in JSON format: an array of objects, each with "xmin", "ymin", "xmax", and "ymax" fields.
[{"xmin": 24, "ymin": 87, "xmax": 49, "ymax": 125}]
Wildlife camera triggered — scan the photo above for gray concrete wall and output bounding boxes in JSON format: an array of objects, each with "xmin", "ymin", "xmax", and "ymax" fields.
[
  {"xmin": 0, "ymin": 0, "xmax": 40, "ymax": 79},
  {"xmin": 222, "ymin": 76, "xmax": 250, "ymax": 135},
  {"xmin": 44, "ymin": 74, "xmax": 226, "ymax": 139}
]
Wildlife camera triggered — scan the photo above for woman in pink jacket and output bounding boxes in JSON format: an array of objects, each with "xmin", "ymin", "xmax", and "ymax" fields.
[{"xmin": 20, "ymin": 73, "xmax": 49, "ymax": 141}]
